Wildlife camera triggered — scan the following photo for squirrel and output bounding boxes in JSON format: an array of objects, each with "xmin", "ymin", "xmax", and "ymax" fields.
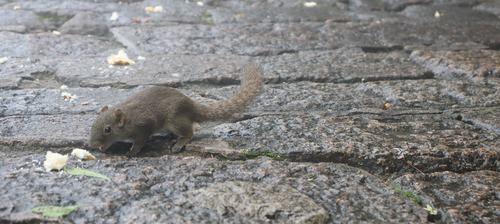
[{"xmin": 89, "ymin": 64, "xmax": 263, "ymax": 156}]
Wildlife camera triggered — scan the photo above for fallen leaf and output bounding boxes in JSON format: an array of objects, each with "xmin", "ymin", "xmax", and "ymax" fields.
[
  {"xmin": 65, "ymin": 167, "xmax": 110, "ymax": 181},
  {"xmin": 32, "ymin": 205, "xmax": 78, "ymax": 218}
]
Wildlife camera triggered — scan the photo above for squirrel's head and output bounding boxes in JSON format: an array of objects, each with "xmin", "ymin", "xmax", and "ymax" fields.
[{"xmin": 89, "ymin": 106, "xmax": 129, "ymax": 152}]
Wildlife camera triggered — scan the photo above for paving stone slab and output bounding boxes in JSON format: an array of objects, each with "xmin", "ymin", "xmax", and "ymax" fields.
[
  {"xmin": 0, "ymin": 156, "xmax": 428, "ymax": 223},
  {"xmin": 0, "ymin": 114, "xmax": 92, "ymax": 145},
  {"xmin": 204, "ymin": 0, "xmax": 346, "ymax": 9},
  {"xmin": 210, "ymin": 6, "xmax": 352, "ymax": 24},
  {"xmin": 393, "ymin": 170, "xmax": 500, "ymax": 223},
  {"xmin": 0, "ymin": 31, "xmax": 121, "ymax": 58},
  {"xmin": 381, "ymin": 0, "xmax": 432, "ymax": 11},
  {"xmin": 410, "ymin": 49, "xmax": 500, "ymax": 80},
  {"xmin": 454, "ymin": 107, "xmax": 500, "ymax": 135},
  {"xmin": 0, "ymin": 87, "xmax": 142, "ymax": 117},
  {"xmin": 206, "ymin": 79, "xmax": 500, "ymax": 114},
  {"xmin": 3, "ymin": 77, "xmax": 498, "ymax": 118},
  {"xmin": 59, "ymin": 11, "xmax": 110, "ymax": 36},
  {"xmin": 110, "ymin": 23, "xmax": 341, "ymax": 56},
  {"xmin": 52, "ymin": 48, "xmax": 427, "ymax": 88},
  {"xmin": 2, "ymin": 78, "xmax": 499, "ymax": 156},
  {"xmin": 176, "ymin": 181, "xmax": 329, "ymax": 223},
  {"xmin": 475, "ymin": 1, "xmax": 500, "ymax": 18},
  {"xmin": 116, "ymin": 0, "xmax": 213, "ymax": 25},
  {"xmin": 0, "ymin": 57, "xmax": 55, "ymax": 90},
  {"xmin": 54, "ymin": 54, "xmax": 250, "ymax": 88},
  {"xmin": 212, "ymin": 112, "xmax": 499, "ymax": 174},
  {"xmin": 2, "ymin": 0, "xmax": 121, "ymax": 14},
  {"xmin": 401, "ymin": 5, "xmax": 499, "ymax": 23},
  {"xmin": 112, "ymin": 17, "xmax": 500, "ymax": 56},
  {"xmin": 0, "ymin": 9, "xmax": 45, "ymax": 32},
  {"xmin": 342, "ymin": 19, "xmax": 500, "ymax": 50}
]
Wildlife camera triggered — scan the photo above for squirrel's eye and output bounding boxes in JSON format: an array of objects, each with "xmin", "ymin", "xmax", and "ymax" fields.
[{"xmin": 104, "ymin": 126, "xmax": 112, "ymax": 133}]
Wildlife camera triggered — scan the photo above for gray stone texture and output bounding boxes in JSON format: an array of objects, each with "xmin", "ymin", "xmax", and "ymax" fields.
[{"xmin": 0, "ymin": 0, "xmax": 498, "ymax": 223}]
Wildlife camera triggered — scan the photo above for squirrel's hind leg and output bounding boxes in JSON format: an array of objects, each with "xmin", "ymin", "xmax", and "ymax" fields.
[{"xmin": 166, "ymin": 117, "xmax": 194, "ymax": 153}]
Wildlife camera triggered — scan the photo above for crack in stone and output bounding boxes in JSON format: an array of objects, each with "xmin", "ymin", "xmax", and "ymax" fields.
[{"xmin": 360, "ymin": 46, "xmax": 404, "ymax": 53}]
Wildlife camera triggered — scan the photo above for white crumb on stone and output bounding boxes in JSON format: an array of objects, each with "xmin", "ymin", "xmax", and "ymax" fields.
[
  {"xmin": 71, "ymin": 148, "xmax": 96, "ymax": 161},
  {"xmin": 145, "ymin": 6, "xmax": 163, "ymax": 13},
  {"xmin": 61, "ymin": 91, "xmax": 78, "ymax": 102},
  {"xmin": 107, "ymin": 49, "xmax": 135, "ymax": 65},
  {"xmin": 43, "ymin": 151, "xmax": 68, "ymax": 172},
  {"xmin": 304, "ymin": 2, "xmax": 317, "ymax": 7},
  {"xmin": 110, "ymin": 12, "xmax": 119, "ymax": 21},
  {"xmin": 434, "ymin": 11, "xmax": 441, "ymax": 18}
]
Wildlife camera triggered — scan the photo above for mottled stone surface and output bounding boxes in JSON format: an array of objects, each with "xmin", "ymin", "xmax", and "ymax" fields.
[
  {"xmin": 393, "ymin": 170, "xmax": 500, "ymax": 223},
  {"xmin": 0, "ymin": 0, "xmax": 499, "ymax": 223},
  {"xmin": 411, "ymin": 49, "xmax": 500, "ymax": 80},
  {"xmin": 0, "ymin": 156, "xmax": 428, "ymax": 223}
]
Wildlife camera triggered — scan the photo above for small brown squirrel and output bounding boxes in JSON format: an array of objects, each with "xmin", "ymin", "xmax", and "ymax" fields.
[{"xmin": 89, "ymin": 64, "xmax": 263, "ymax": 155}]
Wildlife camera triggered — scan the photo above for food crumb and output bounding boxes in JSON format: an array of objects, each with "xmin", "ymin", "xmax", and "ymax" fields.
[
  {"xmin": 110, "ymin": 12, "xmax": 119, "ymax": 21},
  {"xmin": 43, "ymin": 151, "xmax": 68, "ymax": 172},
  {"xmin": 61, "ymin": 91, "xmax": 78, "ymax": 102},
  {"xmin": 383, "ymin": 102, "xmax": 392, "ymax": 110},
  {"xmin": 145, "ymin": 6, "xmax": 163, "ymax": 13},
  {"xmin": 434, "ymin": 11, "xmax": 441, "ymax": 18},
  {"xmin": 304, "ymin": 2, "xmax": 317, "ymax": 7},
  {"xmin": 107, "ymin": 49, "xmax": 135, "ymax": 65},
  {"xmin": 71, "ymin": 148, "xmax": 96, "ymax": 161}
]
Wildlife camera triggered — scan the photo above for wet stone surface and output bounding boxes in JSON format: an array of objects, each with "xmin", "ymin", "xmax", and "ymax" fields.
[{"xmin": 0, "ymin": 0, "xmax": 499, "ymax": 223}]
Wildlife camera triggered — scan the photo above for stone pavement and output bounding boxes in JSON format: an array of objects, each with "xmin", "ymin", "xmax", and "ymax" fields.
[{"xmin": 0, "ymin": 0, "xmax": 499, "ymax": 223}]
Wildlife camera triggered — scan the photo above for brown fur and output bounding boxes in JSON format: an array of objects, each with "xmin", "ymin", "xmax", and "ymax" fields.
[{"xmin": 89, "ymin": 64, "xmax": 263, "ymax": 155}]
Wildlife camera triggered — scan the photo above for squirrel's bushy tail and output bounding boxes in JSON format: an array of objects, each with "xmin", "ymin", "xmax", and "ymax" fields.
[{"xmin": 194, "ymin": 64, "xmax": 263, "ymax": 122}]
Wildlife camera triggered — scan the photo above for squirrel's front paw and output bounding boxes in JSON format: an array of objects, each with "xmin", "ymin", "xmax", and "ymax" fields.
[
  {"xmin": 126, "ymin": 145, "xmax": 142, "ymax": 157},
  {"xmin": 171, "ymin": 143, "xmax": 185, "ymax": 153}
]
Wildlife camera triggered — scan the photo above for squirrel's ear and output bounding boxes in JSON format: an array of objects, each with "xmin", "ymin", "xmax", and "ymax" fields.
[
  {"xmin": 114, "ymin": 109, "xmax": 127, "ymax": 127},
  {"xmin": 100, "ymin": 105, "xmax": 109, "ymax": 113}
]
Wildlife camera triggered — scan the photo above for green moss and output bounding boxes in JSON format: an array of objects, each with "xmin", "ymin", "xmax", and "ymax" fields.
[
  {"xmin": 201, "ymin": 11, "xmax": 214, "ymax": 25},
  {"xmin": 393, "ymin": 185, "xmax": 423, "ymax": 206},
  {"xmin": 244, "ymin": 150, "xmax": 284, "ymax": 161}
]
